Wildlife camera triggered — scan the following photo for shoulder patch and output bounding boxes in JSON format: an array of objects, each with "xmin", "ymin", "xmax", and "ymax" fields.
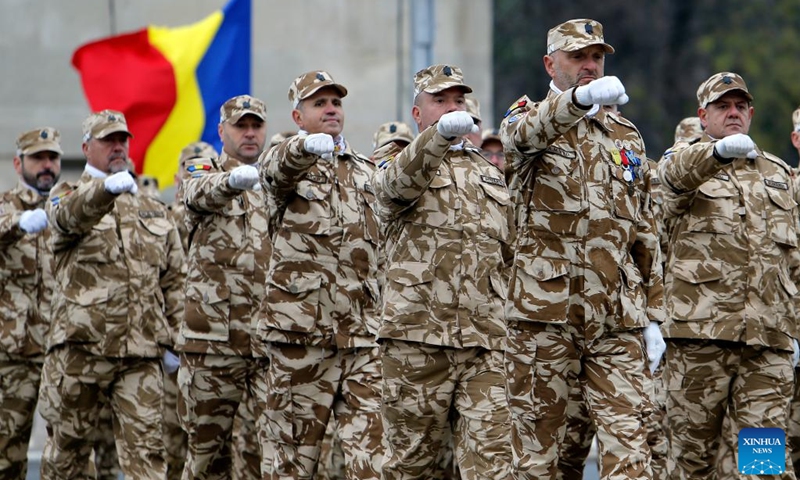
[
  {"xmin": 503, "ymin": 95, "xmax": 532, "ymax": 118},
  {"xmin": 50, "ymin": 189, "xmax": 72, "ymax": 206}
]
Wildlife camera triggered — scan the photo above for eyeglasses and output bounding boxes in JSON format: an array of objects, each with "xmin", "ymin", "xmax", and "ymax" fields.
[{"xmin": 482, "ymin": 150, "xmax": 505, "ymax": 159}]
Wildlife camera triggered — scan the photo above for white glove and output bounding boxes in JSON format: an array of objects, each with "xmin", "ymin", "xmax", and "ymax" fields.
[
  {"xmin": 162, "ymin": 350, "xmax": 180, "ymax": 374},
  {"xmin": 104, "ymin": 171, "xmax": 138, "ymax": 195},
  {"xmin": 19, "ymin": 208, "xmax": 48, "ymax": 234},
  {"xmin": 574, "ymin": 76, "xmax": 629, "ymax": 106},
  {"xmin": 713, "ymin": 133, "xmax": 756, "ymax": 159},
  {"xmin": 643, "ymin": 322, "xmax": 666, "ymax": 374},
  {"xmin": 437, "ymin": 111, "xmax": 479, "ymax": 139},
  {"xmin": 793, "ymin": 340, "xmax": 799, "ymax": 368},
  {"xmin": 303, "ymin": 133, "xmax": 335, "ymax": 157},
  {"xmin": 227, "ymin": 165, "xmax": 260, "ymax": 190}
]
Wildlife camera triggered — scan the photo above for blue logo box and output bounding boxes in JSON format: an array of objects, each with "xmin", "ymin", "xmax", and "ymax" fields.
[{"xmin": 738, "ymin": 427, "xmax": 786, "ymax": 475}]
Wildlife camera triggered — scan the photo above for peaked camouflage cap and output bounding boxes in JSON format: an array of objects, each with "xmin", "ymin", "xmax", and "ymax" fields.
[
  {"xmin": 674, "ymin": 117, "xmax": 704, "ymax": 143},
  {"xmin": 414, "ymin": 64, "xmax": 473, "ymax": 97},
  {"xmin": 547, "ymin": 19, "xmax": 614, "ymax": 55},
  {"xmin": 372, "ymin": 121, "xmax": 415, "ymax": 149},
  {"xmin": 17, "ymin": 127, "xmax": 64, "ymax": 155},
  {"xmin": 465, "ymin": 95, "xmax": 482, "ymax": 122},
  {"xmin": 696, "ymin": 72, "xmax": 753, "ymax": 108},
  {"xmin": 269, "ymin": 130, "xmax": 297, "ymax": 148},
  {"xmin": 481, "ymin": 128, "xmax": 502, "ymax": 144},
  {"xmin": 179, "ymin": 141, "xmax": 218, "ymax": 166},
  {"xmin": 288, "ymin": 71, "xmax": 348, "ymax": 108},
  {"xmin": 82, "ymin": 109, "xmax": 132, "ymax": 141},
  {"xmin": 220, "ymin": 95, "xmax": 267, "ymax": 124}
]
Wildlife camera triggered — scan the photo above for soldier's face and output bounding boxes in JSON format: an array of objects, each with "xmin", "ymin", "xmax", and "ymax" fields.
[
  {"xmin": 83, "ymin": 132, "xmax": 131, "ymax": 174},
  {"xmin": 699, "ymin": 92, "xmax": 753, "ymax": 139},
  {"xmin": 481, "ymin": 139, "xmax": 505, "ymax": 169},
  {"xmin": 412, "ymin": 88, "xmax": 468, "ymax": 133},
  {"xmin": 14, "ymin": 150, "xmax": 61, "ymax": 192},
  {"xmin": 544, "ymin": 45, "xmax": 605, "ymax": 91},
  {"xmin": 292, "ymin": 89, "xmax": 345, "ymax": 138},
  {"xmin": 219, "ymin": 115, "xmax": 266, "ymax": 165}
]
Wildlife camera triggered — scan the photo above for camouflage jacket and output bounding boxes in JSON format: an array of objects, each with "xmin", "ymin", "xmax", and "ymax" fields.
[
  {"xmin": 179, "ymin": 153, "xmax": 272, "ymax": 357},
  {"xmin": 0, "ymin": 182, "xmax": 55, "ymax": 358},
  {"xmin": 646, "ymin": 157, "xmax": 670, "ymax": 263},
  {"xmin": 46, "ymin": 171, "xmax": 185, "ymax": 357},
  {"xmin": 168, "ymin": 195, "xmax": 188, "ymax": 254},
  {"xmin": 501, "ymin": 91, "xmax": 664, "ymax": 339},
  {"xmin": 372, "ymin": 126, "xmax": 514, "ymax": 351},
  {"xmin": 258, "ymin": 136, "xmax": 381, "ymax": 349},
  {"xmin": 658, "ymin": 135, "xmax": 800, "ymax": 351}
]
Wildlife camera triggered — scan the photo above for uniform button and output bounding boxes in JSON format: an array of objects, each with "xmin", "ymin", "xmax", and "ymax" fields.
[
  {"xmin": 306, "ymin": 192, "xmax": 315, "ymax": 200},
  {"xmin": 551, "ymin": 166, "xmax": 562, "ymax": 175},
  {"xmin": 203, "ymin": 292, "xmax": 209, "ymax": 303},
  {"xmin": 289, "ymin": 285, "xmax": 299, "ymax": 294}
]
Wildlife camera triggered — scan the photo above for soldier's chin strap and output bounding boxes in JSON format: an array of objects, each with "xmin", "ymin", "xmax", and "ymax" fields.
[{"xmin": 550, "ymin": 80, "xmax": 599, "ymax": 118}]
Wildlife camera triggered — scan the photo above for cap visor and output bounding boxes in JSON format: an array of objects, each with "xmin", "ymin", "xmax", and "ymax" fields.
[
  {"xmin": 23, "ymin": 142, "xmax": 63, "ymax": 156},
  {"xmin": 424, "ymin": 82, "xmax": 474, "ymax": 95},
  {"xmin": 97, "ymin": 125, "xmax": 133, "ymax": 139}
]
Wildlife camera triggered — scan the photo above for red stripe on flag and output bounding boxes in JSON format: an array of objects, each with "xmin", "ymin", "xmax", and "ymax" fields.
[{"xmin": 71, "ymin": 30, "xmax": 177, "ymax": 174}]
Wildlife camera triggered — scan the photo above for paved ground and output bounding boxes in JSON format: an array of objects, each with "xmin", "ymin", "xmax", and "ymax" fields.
[{"xmin": 24, "ymin": 415, "xmax": 601, "ymax": 479}]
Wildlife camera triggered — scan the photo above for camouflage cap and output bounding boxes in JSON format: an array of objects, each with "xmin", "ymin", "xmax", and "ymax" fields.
[
  {"xmin": 465, "ymin": 95, "xmax": 482, "ymax": 122},
  {"xmin": 674, "ymin": 117, "xmax": 704, "ymax": 143},
  {"xmin": 16, "ymin": 127, "xmax": 64, "ymax": 156},
  {"xmin": 481, "ymin": 128, "xmax": 501, "ymax": 145},
  {"xmin": 288, "ymin": 71, "xmax": 348, "ymax": 109},
  {"xmin": 220, "ymin": 95, "xmax": 267, "ymax": 124},
  {"xmin": 82, "ymin": 109, "xmax": 132, "ymax": 141},
  {"xmin": 372, "ymin": 121, "xmax": 415, "ymax": 149},
  {"xmin": 696, "ymin": 72, "xmax": 753, "ymax": 108},
  {"xmin": 792, "ymin": 106, "xmax": 800, "ymax": 132},
  {"xmin": 179, "ymin": 141, "xmax": 218, "ymax": 166},
  {"xmin": 414, "ymin": 64, "xmax": 473, "ymax": 97},
  {"xmin": 268, "ymin": 130, "xmax": 297, "ymax": 148},
  {"xmin": 547, "ymin": 19, "xmax": 614, "ymax": 55}
]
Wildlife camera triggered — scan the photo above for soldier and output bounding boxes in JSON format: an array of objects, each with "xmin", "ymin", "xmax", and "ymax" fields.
[
  {"xmin": 790, "ymin": 105, "xmax": 800, "ymax": 476},
  {"xmin": 673, "ymin": 116, "xmax": 703, "ymax": 144},
  {"xmin": 658, "ymin": 72, "xmax": 800, "ymax": 479},
  {"xmin": 177, "ymin": 95, "xmax": 270, "ymax": 480},
  {"xmin": 257, "ymin": 70, "xmax": 383, "ymax": 480},
  {"xmin": 372, "ymin": 64, "xmax": 513, "ymax": 480},
  {"xmin": 171, "ymin": 141, "xmax": 218, "ymax": 254},
  {"xmin": 500, "ymin": 19, "xmax": 665, "ymax": 479},
  {"xmin": 39, "ymin": 109, "xmax": 185, "ymax": 480},
  {"xmin": 268, "ymin": 130, "xmax": 297, "ymax": 152},
  {"xmin": 480, "ymin": 128, "xmax": 505, "ymax": 170},
  {"xmin": 372, "ymin": 121, "xmax": 415, "ymax": 151},
  {"xmin": 0, "ymin": 128, "xmax": 60, "ymax": 480}
]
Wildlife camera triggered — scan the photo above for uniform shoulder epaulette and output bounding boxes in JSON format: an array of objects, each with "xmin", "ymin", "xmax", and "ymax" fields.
[
  {"xmin": 184, "ymin": 156, "xmax": 217, "ymax": 178},
  {"xmin": 762, "ymin": 150, "xmax": 792, "ymax": 173},
  {"xmin": 375, "ymin": 142, "xmax": 405, "ymax": 169}
]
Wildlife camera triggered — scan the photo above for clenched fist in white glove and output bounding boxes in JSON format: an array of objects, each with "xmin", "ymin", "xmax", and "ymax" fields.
[
  {"xmin": 19, "ymin": 208, "xmax": 48, "ymax": 234},
  {"xmin": 437, "ymin": 111, "xmax": 479, "ymax": 139},
  {"xmin": 713, "ymin": 133, "xmax": 756, "ymax": 160},
  {"xmin": 574, "ymin": 76, "xmax": 629, "ymax": 107},
  {"xmin": 227, "ymin": 165, "xmax": 260, "ymax": 190},
  {"xmin": 303, "ymin": 133, "xmax": 335, "ymax": 157},
  {"xmin": 104, "ymin": 171, "xmax": 138, "ymax": 195},
  {"xmin": 644, "ymin": 322, "xmax": 666, "ymax": 374},
  {"xmin": 793, "ymin": 339, "xmax": 799, "ymax": 368}
]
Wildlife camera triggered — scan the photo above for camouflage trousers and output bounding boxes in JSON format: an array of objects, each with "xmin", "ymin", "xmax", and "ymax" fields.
[
  {"xmin": 380, "ymin": 340, "xmax": 511, "ymax": 480},
  {"xmin": 665, "ymin": 339, "xmax": 796, "ymax": 479},
  {"xmin": 714, "ymin": 410, "xmax": 738, "ymax": 478},
  {"xmin": 178, "ymin": 353, "xmax": 267, "ymax": 480},
  {"xmin": 505, "ymin": 321, "xmax": 652, "ymax": 480},
  {"xmin": 38, "ymin": 344, "xmax": 166, "ymax": 480},
  {"xmin": 164, "ymin": 369, "xmax": 187, "ymax": 480},
  {"xmin": 93, "ymin": 400, "xmax": 119, "ymax": 480},
  {"xmin": 260, "ymin": 344, "xmax": 383, "ymax": 480},
  {"xmin": 316, "ymin": 415, "xmax": 346, "ymax": 480},
  {"xmin": 233, "ymin": 384, "xmax": 260, "ymax": 480},
  {"xmin": 0, "ymin": 353, "xmax": 42, "ymax": 480}
]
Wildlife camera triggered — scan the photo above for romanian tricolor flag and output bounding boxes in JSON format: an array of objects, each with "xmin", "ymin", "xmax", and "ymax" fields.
[{"xmin": 71, "ymin": 0, "xmax": 251, "ymax": 189}]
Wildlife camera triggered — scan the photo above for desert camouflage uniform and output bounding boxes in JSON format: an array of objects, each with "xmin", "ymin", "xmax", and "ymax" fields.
[
  {"xmin": 177, "ymin": 150, "xmax": 271, "ymax": 480},
  {"xmin": 39, "ymin": 171, "xmax": 185, "ymax": 480},
  {"xmin": 257, "ymin": 131, "xmax": 383, "ymax": 480},
  {"xmin": 373, "ymin": 115, "xmax": 514, "ymax": 479},
  {"xmin": 500, "ymin": 89, "xmax": 663, "ymax": 480},
  {"xmin": 790, "ymin": 166, "xmax": 800, "ymax": 477},
  {"xmin": 658, "ymin": 132, "xmax": 800, "ymax": 479},
  {"xmin": 0, "ymin": 181, "xmax": 55, "ymax": 480}
]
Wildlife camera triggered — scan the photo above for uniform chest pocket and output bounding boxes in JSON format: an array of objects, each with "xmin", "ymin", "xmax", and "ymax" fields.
[
  {"xmin": 764, "ymin": 184, "xmax": 798, "ymax": 247},
  {"xmin": 608, "ymin": 165, "xmax": 641, "ymax": 222},
  {"xmin": 407, "ymin": 172, "xmax": 455, "ymax": 228},
  {"xmin": 531, "ymin": 146, "xmax": 583, "ymax": 212},
  {"xmin": 138, "ymin": 217, "xmax": 171, "ymax": 266},
  {"xmin": 283, "ymin": 180, "xmax": 332, "ymax": 235},
  {"xmin": 686, "ymin": 179, "xmax": 739, "ymax": 234},
  {"xmin": 78, "ymin": 216, "xmax": 119, "ymax": 263},
  {"xmin": 479, "ymin": 180, "xmax": 511, "ymax": 242}
]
